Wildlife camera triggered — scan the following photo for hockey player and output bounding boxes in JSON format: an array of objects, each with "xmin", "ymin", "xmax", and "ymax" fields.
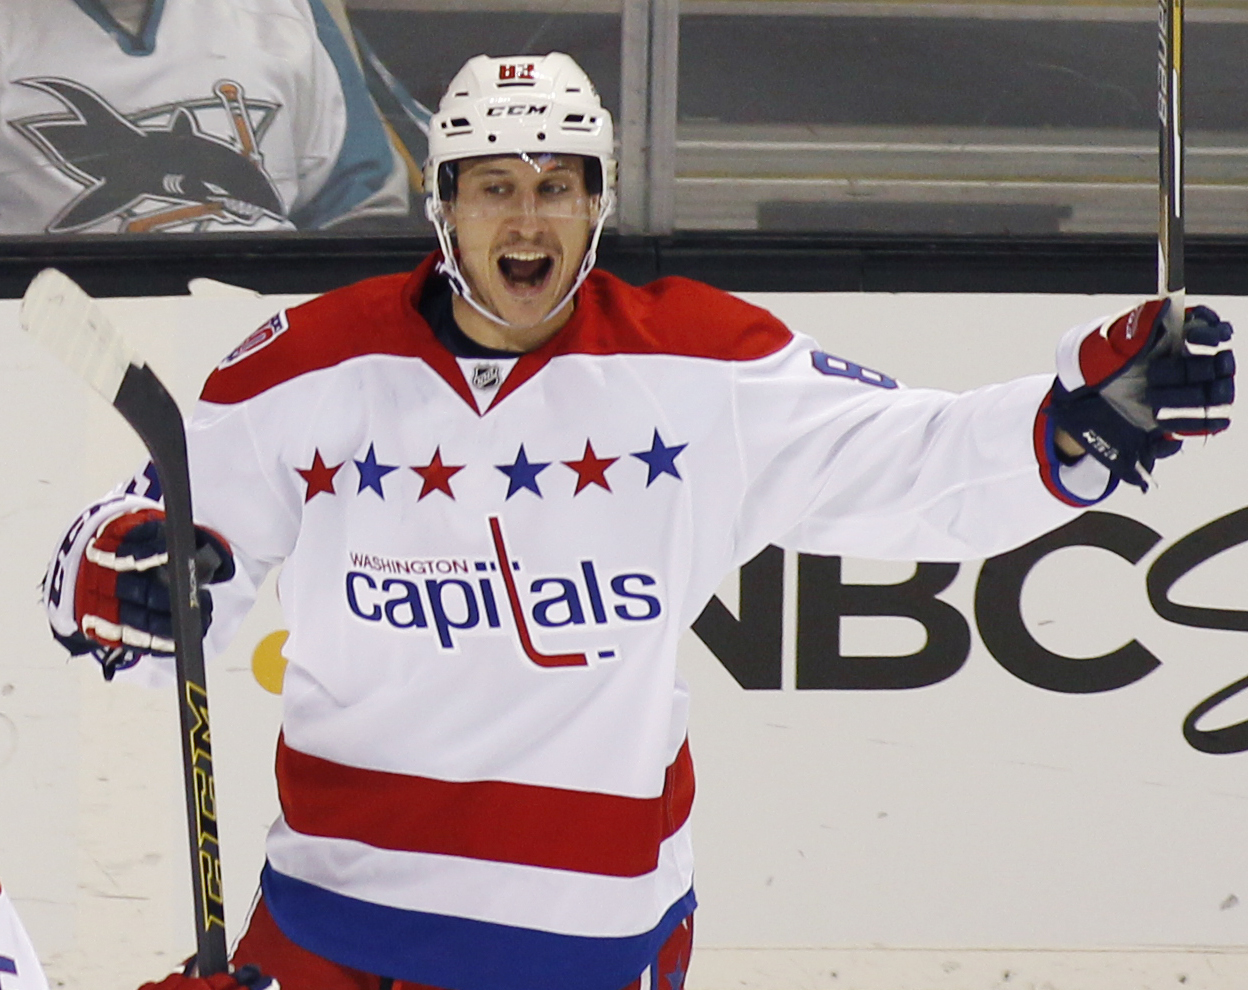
[
  {"xmin": 42, "ymin": 52, "xmax": 1234, "ymax": 990},
  {"xmin": 0, "ymin": 0, "xmax": 410, "ymax": 233}
]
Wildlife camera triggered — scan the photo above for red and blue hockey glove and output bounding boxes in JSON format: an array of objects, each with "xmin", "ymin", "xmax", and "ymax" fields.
[
  {"xmin": 1048, "ymin": 298, "xmax": 1234, "ymax": 491},
  {"xmin": 137, "ymin": 964, "xmax": 275, "ymax": 989},
  {"xmin": 63, "ymin": 508, "xmax": 234, "ymax": 680}
]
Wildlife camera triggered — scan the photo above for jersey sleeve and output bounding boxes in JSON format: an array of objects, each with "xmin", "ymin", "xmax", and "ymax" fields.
[
  {"xmin": 0, "ymin": 887, "xmax": 49, "ymax": 990},
  {"xmin": 182, "ymin": 394, "xmax": 305, "ymax": 648},
  {"xmin": 728, "ymin": 334, "xmax": 1110, "ymax": 565}
]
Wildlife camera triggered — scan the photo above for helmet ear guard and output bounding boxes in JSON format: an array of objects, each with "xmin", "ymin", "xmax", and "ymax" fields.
[{"xmin": 423, "ymin": 53, "xmax": 617, "ymax": 329}]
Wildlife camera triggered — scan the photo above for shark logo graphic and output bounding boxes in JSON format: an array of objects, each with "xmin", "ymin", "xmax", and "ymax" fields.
[{"xmin": 10, "ymin": 77, "xmax": 285, "ymax": 233}]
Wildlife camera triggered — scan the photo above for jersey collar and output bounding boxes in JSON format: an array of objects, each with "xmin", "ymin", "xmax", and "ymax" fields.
[
  {"xmin": 404, "ymin": 252, "xmax": 594, "ymax": 417},
  {"xmin": 71, "ymin": 0, "xmax": 167, "ymax": 56}
]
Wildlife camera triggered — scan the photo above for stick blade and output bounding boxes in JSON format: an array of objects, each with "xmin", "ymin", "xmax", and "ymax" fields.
[{"xmin": 20, "ymin": 268, "xmax": 139, "ymax": 404}]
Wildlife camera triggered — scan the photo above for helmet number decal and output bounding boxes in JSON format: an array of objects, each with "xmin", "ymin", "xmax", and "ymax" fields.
[{"xmin": 500, "ymin": 63, "xmax": 536, "ymax": 82}]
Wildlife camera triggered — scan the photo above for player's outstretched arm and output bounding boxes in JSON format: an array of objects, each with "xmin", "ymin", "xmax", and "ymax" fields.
[
  {"xmin": 726, "ymin": 296, "xmax": 1234, "ymax": 564},
  {"xmin": 1047, "ymin": 298, "xmax": 1234, "ymax": 491}
]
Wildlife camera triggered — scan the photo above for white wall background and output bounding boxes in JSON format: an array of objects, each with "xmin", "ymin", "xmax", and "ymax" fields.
[{"xmin": 0, "ymin": 283, "xmax": 1246, "ymax": 989}]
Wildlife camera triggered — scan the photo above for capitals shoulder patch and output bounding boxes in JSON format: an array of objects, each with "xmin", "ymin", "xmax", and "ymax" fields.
[{"xmin": 219, "ymin": 311, "xmax": 290, "ymax": 369}]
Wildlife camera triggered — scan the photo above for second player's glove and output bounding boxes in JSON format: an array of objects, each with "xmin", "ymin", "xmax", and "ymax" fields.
[
  {"xmin": 137, "ymin": 964, "xmax": 276, "ymax": 990},
  {"xmin": 1047, "ymin": 298, "xmax": 1234, "ymax": 490},
  {"xmin": 61, "ymin": 508, "xmax": 235, "ymax": 680}
]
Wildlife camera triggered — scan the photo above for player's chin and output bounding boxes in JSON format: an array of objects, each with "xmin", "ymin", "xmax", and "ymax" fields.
[{"xmin": 489, "ymin": 263, "xmax": 573, "ymax": 327}]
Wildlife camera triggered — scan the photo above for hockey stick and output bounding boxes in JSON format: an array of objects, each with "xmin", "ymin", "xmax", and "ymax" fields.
[
  {"xmin": 19, "ymin": 269, "xmax": 229, "ymax": 976},
  {"xmin": 1158, "ymin": 0, "xmax": 1185, "ymax": 341},
  {"xmin": 1103, "ymin": 0, "xmax": 1187, "ymax": 485},
  {"xmin": 318, "ymin": 0, "xmax": 430, "ymax": 192},
  {"xmin": 351, "ymin": 25, "xmax": 432, "ymax": 192}
]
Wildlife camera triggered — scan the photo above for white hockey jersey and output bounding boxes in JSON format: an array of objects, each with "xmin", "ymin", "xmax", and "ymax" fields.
[
  {"xmin": 0, "ymin": 0, "xmax": 407, "ymax": 234},
  {"xmin": 0, "ymin": 885, "xmax": 48, "ymax": 990},
  {"xmin": 45, "ymin": 258, "xmax": 1107, "ymax": 990}
]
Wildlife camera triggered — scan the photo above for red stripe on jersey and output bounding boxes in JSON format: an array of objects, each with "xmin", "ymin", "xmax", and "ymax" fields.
[
  {"xmin": 276, "ymin": 736, "xmax": 695, "ymax": 878},
  {"xmin": 200, "ymin": 253, "xmax": 791, "ymax": 411}
]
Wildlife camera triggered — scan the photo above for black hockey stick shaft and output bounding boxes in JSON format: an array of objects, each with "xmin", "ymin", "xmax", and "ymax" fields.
[
  {"xmin": 113, "ymin": 364, "xmax": 229, "ymax": 975},
  {"xmin": 1158, "ymin": 0, "xmax": 1185, "ymax": 337},
  {"xmin": 19, "ymin": 269, "xmax": 229, "ymax": 974}
]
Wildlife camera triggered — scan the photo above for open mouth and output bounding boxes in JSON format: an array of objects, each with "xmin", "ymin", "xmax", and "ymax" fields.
[{"xmin": 497, "ymin": 250, "xmax": 554, "ymax": 291}]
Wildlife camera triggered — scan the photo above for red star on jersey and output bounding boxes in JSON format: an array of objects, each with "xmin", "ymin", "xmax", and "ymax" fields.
[
  {"xmin": 296, "ymin": 449, "xmax": 343, "ymax": 502},
  {"xmin": 412, "ymin": 446, "xmax": 465, "ymax": 500},
  {"xmin": 563, "ymin": 440, "xmax": 618, "ymax": 494}
]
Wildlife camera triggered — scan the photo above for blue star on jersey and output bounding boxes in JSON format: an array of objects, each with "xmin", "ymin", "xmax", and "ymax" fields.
[
  {"xmin": 0, "ymin": 955, "xmax": 15, "ymax": 975},
  {"xmin": 631, "ymin": 430, "xmax": 688, "ymax": 485},
  {"xmin": 497, "ymin": 444, "xmax": 551, "ymax": 498},
  {"xmin": 355, "ymin": 442, "xmax": 398, "ymax": 498},
  {"xmin": 664, "ymin": 959, "xmax": 686, "ymax": 990},
  {"xmin": 327, "ymin": 432, "xmax": 689, "ymax": 501}
]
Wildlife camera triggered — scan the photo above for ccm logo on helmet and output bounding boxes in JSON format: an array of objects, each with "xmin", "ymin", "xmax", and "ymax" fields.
[{"xmin": 486, "ymin": 104, "xmax": 549, "ymax": 117}]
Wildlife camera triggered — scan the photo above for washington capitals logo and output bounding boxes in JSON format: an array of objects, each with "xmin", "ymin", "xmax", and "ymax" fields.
[{"xmin": 10, "ymin": 77, "xmax": 284, "ymax": 233}]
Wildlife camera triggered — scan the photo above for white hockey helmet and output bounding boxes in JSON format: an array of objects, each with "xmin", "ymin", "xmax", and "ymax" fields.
[{"xmin": 424, "ymin": 52, "xmax": 617, "ymax": 327}]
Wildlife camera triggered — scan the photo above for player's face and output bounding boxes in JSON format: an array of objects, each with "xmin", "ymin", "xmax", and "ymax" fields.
[{"xmin": 448, "ymin": 154, "xmax": 596, "ymax": 331}]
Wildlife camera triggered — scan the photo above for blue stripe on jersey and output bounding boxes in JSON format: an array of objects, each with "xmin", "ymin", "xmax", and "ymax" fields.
[
  {"xmin": 261, "ymin": 863, "xmax": 697, "ymax": 990},
  {"xmin": 0, "ymin": 955, "xmax": 16, "ymax": 975},
  {"xmin": 70, "ymin": 0, "xmax": 167, "ymax": 56},
  {"xmin": 292, "ymin": 0, "xmax": 397, "ymax": 229}
]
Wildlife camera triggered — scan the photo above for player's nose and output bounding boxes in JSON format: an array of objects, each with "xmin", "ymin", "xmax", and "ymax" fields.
[{"xmin": 503, "ymin": 203, "xmax": 547, "ymax": 237}]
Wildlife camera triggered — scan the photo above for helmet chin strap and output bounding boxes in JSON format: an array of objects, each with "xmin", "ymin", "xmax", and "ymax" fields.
[{"xmin": 426, "ymin": 191, "xmax": 615, "ymax": 333}]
